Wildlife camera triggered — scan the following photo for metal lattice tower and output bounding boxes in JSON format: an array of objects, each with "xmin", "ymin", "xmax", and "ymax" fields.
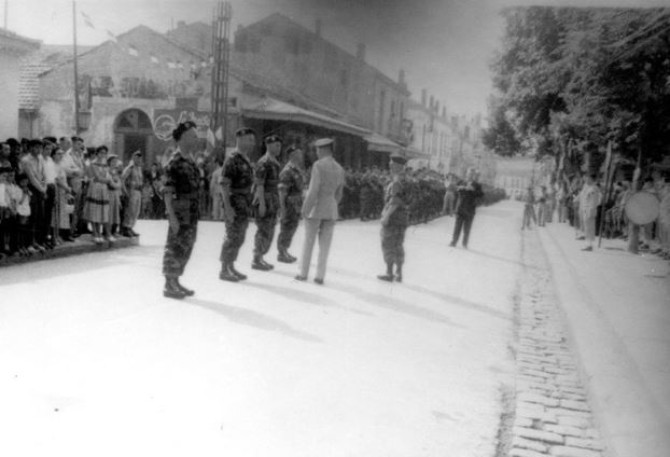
[{"xmin": 210, "ymin": 1, "xmax": 232, "ymax": 147}]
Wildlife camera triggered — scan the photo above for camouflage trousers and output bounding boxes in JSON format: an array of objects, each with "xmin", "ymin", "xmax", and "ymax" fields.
[
  {"xmin": 220, "ymin": 194, "xmax": 250, "ymax": 263},
  {"xmin": 162, "ymin": 200, "xmax": 199, "ymax": 278},
  {"xmin": 277, "ymin": 207, "xmax": 300, "ymax": 253},
  {"xmin": 253, "ymin": 193, "xmax": 279, "ymax": 257},
  {"xmin": 381, "ymin": 224, "xmax": 406, "ymax": 265}
]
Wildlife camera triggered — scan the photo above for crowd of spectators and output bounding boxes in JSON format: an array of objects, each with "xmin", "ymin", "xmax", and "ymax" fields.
[
  {"xmin": 520, "ymin": 168, "xmax": 670, "ymax": 259},
  {"xmin": 0, "ymin": 134, "xmax": 508, "ymax": 262},
  {"xmin": 0, "ymin": 136, "xmax": 143, "ymax": 260}
]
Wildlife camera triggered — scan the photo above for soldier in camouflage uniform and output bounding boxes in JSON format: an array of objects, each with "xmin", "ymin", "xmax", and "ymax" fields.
[
  {"xmin": 219, "ymin": 128, "xmax": 255, "ymax": 282},
  {"xmin": 378, "ymin": 154, "xmax": 409, "ymax": 283},
  {"xmin": 251, "ymin": 135, "xmax": 282, "ymax": 271},
  {"xmin": 162, "ymin": 121, "xmax": 201, "ymax": 299},
  {"xmin": 277, "ymin": 145, "xmax": 305, "ymax": 263}
]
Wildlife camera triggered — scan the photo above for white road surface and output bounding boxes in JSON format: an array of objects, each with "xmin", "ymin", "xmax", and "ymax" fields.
[{"xmin": 0, "ymin": 202, "xmax": 523, "ymax": 457}]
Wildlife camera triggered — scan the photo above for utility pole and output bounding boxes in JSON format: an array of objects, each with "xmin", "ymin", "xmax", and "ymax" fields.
[
  {"xmin": 210, "ymin": 1, "xmax": 232, "ymax": 148},
  {"xmin": 72, "ymin": 0, "xmax": 80, "ymax": 135}
]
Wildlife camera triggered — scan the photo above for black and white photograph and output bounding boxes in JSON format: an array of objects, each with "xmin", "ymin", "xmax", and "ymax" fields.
[{"xmin": 0, "ymin": 0, "xmax": 668, "ymax": 456}]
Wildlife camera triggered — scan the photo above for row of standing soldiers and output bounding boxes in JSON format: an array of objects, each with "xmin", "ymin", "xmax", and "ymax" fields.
[
  {"xmin": 340, "ymin": 169, "xmax": 446, "ymax": 225},
  {"xmin": 159, "ymin": 121, "xmax": 451, "ymax": 299}
]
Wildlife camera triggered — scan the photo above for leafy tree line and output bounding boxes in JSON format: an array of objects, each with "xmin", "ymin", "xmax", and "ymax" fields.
[{"xmin": 484, "ymin": 6, "xmax": 670, "ymax": 176}]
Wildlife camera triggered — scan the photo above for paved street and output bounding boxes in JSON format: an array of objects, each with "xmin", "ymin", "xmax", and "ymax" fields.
[
  {"xmin": 2, "ymin": 201, "xmax": 668, "ymax": 457},
  {"xmin": 0, "ymin": 203, "xmax": 521, "ymax": 457}
]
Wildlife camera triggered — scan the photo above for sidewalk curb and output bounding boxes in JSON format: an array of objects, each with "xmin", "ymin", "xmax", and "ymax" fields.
[
  {"xmin": 536, "ymin": 227, "xmax": 670, "ymax": 457},
  {"xmin": 0, "ymin": 236, "xmax": 140, "ymax": 268}
]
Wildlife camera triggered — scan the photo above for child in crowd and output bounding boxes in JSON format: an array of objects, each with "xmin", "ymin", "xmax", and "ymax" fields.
[
  {"xmin": 15, "ymin": 174, "xmax": 34, "ymax": 256},
  {"xmin": 107, "ymin": 154, "xmax": 123, "ymax": 239},
  {"xmin": 0, "ymin": 167, "xmax": 13, "ymax": 258}
]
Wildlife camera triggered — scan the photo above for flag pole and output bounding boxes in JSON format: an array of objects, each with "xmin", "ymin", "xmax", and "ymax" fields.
[{"xmin": 73, "ymin": 0, "xmax": 80, "ymax": 135}]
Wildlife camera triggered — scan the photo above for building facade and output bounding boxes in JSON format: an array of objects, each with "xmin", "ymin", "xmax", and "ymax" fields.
[
  {"xmin": 0, "ymin": 28, "xmax": 40, "ymax": 139},
  {"xmin": 35, "ymin": 25, "xmax": 217, "ymax": 165},
  {"xmin": 405, "ymin": 94, "xmax": 452, "ymax": 171},
  {"xmin": 169, "ymin": 14, "xmax": 411, "ymax": 153}
]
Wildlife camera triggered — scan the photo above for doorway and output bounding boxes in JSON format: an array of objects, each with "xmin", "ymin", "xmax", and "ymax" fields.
[{"xmin": 113, "ymin": 108, "xmax": 155, "ymax": 165}]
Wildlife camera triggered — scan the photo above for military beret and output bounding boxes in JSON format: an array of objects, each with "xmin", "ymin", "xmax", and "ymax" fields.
[
  {"xmin": 172, "ymin": 121, "xmax": 197, "ymax": 142},
  {"xmin": 314, "ymin": 138, "xmax": 334, "ymax": 148},
  {"xmin": 264, "ymin": 134, "xmax": 282, "ymax": 144},
  {"xmin": 285, "ymin": 145, "xmax": 302, "ymax": 155},
  {"xmin": 28, "ymin": 139, "xmax": 44, "ymax": 148},
  {"xmin": 235, "ymin": 127, "xmax": 256, "ymax": 137},
  {"xmin": 71, "ymin": 136, "xmax": 84, "ymax": 143},
  {"xmin": 390, "ymin": 154, "xmax": 407, "ymax": 165}
]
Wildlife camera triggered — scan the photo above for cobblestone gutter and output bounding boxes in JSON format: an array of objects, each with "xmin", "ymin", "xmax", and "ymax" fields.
[{"xmin": 499, "ymin": 230, "xmax": 607, "ymax": 457}]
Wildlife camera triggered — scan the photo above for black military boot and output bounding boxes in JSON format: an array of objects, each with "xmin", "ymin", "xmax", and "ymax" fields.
[
  {"xmin": 164, "ymin": 277, "xmax": 187, "ymax": 299},
  {"xmin": 229, "ymin": 263, "xmax": 248, "ymax": 280},
  {"xmin": 377, "ymin": 262, "xmax": 394, "ymax": 282},
  {"xmin": 277, "ymin": 249, "xmax": 294, "ymax": 263},
  {"xmin": 219, "ymin": 262, "xmax": 239, "ymax": 282},
  {"xmin": 252, "ymin": 255, "xmax": 271, "ymax": 271},
  {"xmin": 176, "ymin": 278, "xmax": 195, "ymax": 296}
]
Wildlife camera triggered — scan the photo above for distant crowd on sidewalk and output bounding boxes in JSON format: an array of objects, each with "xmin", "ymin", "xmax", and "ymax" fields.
[
  {"xmin": 0, "ymin": 131, "xmax": 508, "ymax": 263},
  {"xmin": 519, "ymin": 168, "xmax": 670, "ymax": 259},
  {"xmin": 0, "ymin": 136, "xmax": 143, "ymax": 260}
]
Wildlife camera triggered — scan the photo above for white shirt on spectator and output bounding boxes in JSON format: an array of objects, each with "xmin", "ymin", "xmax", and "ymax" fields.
[
  {"xmin": 16, "ymin": 189, "xmax": 30, "ymax": 216},
  {"xmin": 0, "ymin": 183, "xmax": 8, "ymax": 207},
  {"xmin": 43, "ymin": 156, "xmax": 58, "ymax": 184}
]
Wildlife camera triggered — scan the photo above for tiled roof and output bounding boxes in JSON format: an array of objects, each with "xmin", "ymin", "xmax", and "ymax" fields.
[{"xmin": 19, "ymin": 45, "xmax": 95, "ymax": 110}]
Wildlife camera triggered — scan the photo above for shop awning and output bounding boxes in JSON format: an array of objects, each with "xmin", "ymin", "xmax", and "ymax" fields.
[
  {"xmin": 241, "ymin": 97, "xmax": 368, "ymax": 136},
  {"xmin": 404, "ymin": 147, "xmax": 432, "ymax": 160},
  {"xmin": 364, "ymin": 132, "xmax": 403, "ymax": 154}
]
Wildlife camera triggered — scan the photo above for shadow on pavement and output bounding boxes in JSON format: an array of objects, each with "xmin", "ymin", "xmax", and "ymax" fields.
[
  {"xmin": 187, "ymin": 298, "xmax": 323, "ymax": 344},
  {"xmin": 466, "ymin": 248, "xmax": 543, "ymax": 271},
  {"xmin": 327, "ymin": 281, "xmax": 465, "ymax": 328},
  {"xmin": 402, "ymin": 283, "xmax": 511, "ymax": 321},
  {"xmin": 244, "ymin": 281, "xmax": 373, "ymax": 317},
  {"xmin": 331, "ymin": 266, "xmax": 511, "ymax": 322}
]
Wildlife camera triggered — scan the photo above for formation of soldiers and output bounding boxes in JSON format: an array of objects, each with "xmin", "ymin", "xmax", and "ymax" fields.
[
  {"xmin": 160, "ymin": 122, "xmax": 508, "ymax": 298},
  {"xmin": 339, "ymin": 168, "xmax": 447, "ymax": 225}
]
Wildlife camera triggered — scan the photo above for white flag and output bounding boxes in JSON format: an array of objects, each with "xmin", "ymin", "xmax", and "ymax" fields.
[{"xmin": 207, "ymin": 128, "xmax": 216, "ymax": 147}]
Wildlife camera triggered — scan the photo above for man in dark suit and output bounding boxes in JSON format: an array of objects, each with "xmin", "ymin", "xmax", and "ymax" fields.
[{"xmin": 450, "ymin": 168, "xmax": 484, "ymax": 249}]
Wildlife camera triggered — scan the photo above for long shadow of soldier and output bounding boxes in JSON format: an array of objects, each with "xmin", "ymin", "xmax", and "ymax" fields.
[{"xmin": 187, "ymin": 297, "xmax": 323, "ymax": 344}]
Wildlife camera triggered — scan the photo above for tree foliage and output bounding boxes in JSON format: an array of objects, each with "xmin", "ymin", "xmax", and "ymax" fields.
[{"xmin": 485, "ymin": 6, "xmax": 670, "ymax": 168}]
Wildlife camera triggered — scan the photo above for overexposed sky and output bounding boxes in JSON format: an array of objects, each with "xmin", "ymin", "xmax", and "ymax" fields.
[{"xmin": 3, "ymin": 0, "xmax": 669, "ymax": 117}]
